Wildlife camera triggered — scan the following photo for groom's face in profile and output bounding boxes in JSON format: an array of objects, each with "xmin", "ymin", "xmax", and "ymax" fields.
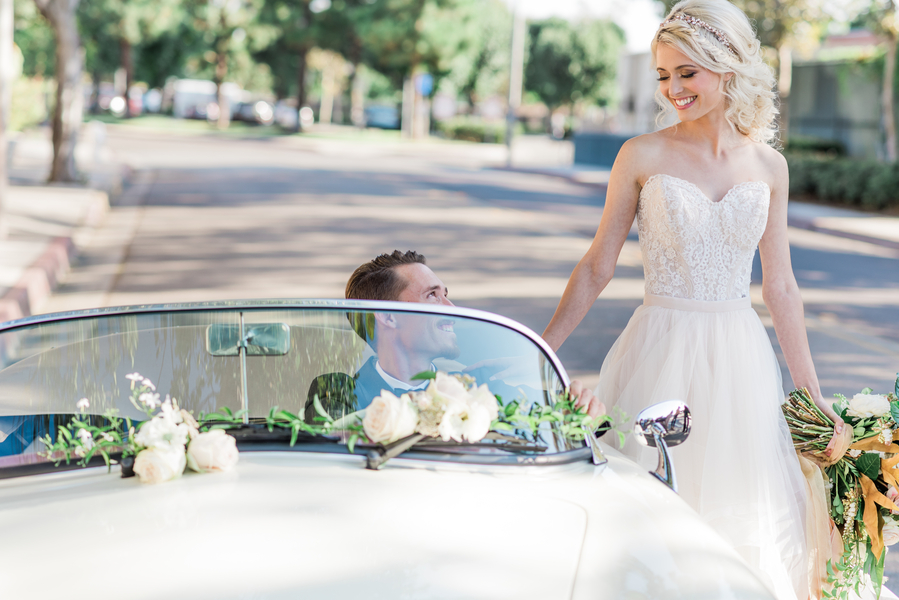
[{"xmin": 386, "ymin": 263, "xmax": 459, "ymax": 360}]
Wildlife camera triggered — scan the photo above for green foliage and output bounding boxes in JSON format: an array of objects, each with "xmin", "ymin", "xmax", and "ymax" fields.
[
  {"xmin": 786, "ymin": 153, "xmax": 899, "ymax": 209},
  {"xmin": 14, "ymin": 1, "xmax": 55, "ymax": 78},
  {"xmin": 524, "ymin": 17, "xmax": 624, "ymax": 112},
  {"xmin": 435, "ymin": 116, "xmax": 517, "ymax": 143},
  {"xmin": 784, "ymin": 136, "xmax": 846, "ymax": 156},
  {"xmin": 857, "ymin": 452, "xmax": 882, "ymax": 481},
  {"xmin": 439, "ymin": 0, "xmax": 510, "ymax": 106}
]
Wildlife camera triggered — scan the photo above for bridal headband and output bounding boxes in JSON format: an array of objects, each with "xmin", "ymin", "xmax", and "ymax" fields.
[{"xmin": 658, "ymin": 13, "xmax": 737, "ymax": 56}]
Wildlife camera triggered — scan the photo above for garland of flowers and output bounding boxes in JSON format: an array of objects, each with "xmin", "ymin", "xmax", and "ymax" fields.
[
  {"xmin": 40, "ymin": 373, "xmax": 240, "ymax": 484},
  {"xmin": 783, "ymin": 374, "xmax": 899, "ymax": 599},
  {"xmin": 40, "ymin": 370, "xmax": 620, "ymax": 484}
]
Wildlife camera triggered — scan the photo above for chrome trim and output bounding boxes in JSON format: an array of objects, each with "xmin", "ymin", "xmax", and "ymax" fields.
[
  {"xmin": 584, "ymin": 429, "xmax": 608, "ymax": 467},
  {"xmin": 0, "ymin": 299, "xmax": 570, "ymax": 388},
  {"xmin": 238, "ymin": 312, "xmax": 249, "ymax": 425},
  {"xmin": 633, "ymin": 400, "xmax": 692, "ymax": 492}
]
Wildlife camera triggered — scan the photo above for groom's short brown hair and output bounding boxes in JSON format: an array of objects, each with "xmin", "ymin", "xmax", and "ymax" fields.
[{"xmin": 345, "ymin": 250, "xmax": 427, "ymax": 301}]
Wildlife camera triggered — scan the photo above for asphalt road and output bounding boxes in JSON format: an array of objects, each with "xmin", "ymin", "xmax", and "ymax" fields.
[
  {"xmin": 39, "ymin": 124, "xmax": 899, "ymax": 591},
  {"xmin": 45, "ymin": 125, "xmax": 899, "ymax": 398}
]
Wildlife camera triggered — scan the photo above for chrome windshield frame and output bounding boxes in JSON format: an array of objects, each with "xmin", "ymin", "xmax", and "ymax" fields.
[{"xmin": 0, "ymin": 299, "xmax": 571, "ymax": 388}]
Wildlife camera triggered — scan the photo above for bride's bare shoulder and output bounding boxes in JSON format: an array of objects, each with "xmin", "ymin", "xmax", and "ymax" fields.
[
  {"xmin": 615, "ymin": 131, "xmax": 669, "ymax": 179},
  {"xmin": 750, "ymin": 142, "xmax": 789, "ymax": 192}
]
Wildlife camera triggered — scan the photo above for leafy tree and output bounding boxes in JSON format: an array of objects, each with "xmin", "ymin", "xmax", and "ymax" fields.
[
  {"xmin": 33, "ymin": 0, "xmax": 82, "ymax": 182},
  {"xmin": 182, "ymin": 0, "xmax": 275, "ymax": 128},
  {"xmin": 78, "ymin": 0, "xmax": 183, "ymax": 116},
  {"xmin": 524, "ymin": 17, "xmax": 624, "ymax": 122},
  {"xmin": 14, "ymin": 1, "xmax": 55, "ymax": 79},
  {"xmin": 254, "ymin": 0, "xmax": 372, "ymax": 125},
  {"xmin": 442, "ymin": 0, "xmax": 511, "ymax": 110}
]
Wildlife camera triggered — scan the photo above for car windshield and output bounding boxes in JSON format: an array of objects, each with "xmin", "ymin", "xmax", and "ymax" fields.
[{"xmin": 0, "ymin": 300, "xmax": 586, "ymax": 475}]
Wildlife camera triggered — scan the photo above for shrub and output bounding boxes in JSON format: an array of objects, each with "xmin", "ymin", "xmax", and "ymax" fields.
[
  {"xmin": 785, "ymin": 153, "xmax": 899, "ymax": 210},
  {"xmin": 435, "ymin": 117, "xmax": 518, "ymax": 144},
  {"xmin": 784, "ymin": 136, "xmax": 846, "ymax": 156}
]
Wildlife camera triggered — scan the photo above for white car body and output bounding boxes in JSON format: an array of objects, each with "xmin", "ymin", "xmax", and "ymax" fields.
[{"xmin": 0, "ymin": 301, "xmax": 775, "ymax": 599}]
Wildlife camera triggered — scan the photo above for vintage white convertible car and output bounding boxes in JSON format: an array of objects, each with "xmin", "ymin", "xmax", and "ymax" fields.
[{"xmin": 0, "ymin": 300, "xmax": 775, "ymax": 599}]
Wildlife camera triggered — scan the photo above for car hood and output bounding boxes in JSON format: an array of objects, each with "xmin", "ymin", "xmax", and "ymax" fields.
[{"xmin": 0, "ymin": 450, "xmax": 774, "ymax": 600}]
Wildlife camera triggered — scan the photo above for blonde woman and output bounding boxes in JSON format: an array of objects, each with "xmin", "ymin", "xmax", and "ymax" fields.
[{"xmin": 543, "ymin": 1, "xmax": 846, "ymax": 598}]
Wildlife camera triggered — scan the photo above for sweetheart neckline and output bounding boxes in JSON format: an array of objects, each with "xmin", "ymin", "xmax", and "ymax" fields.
[{"xmin": 642, "ymin": 173, "xmax": 770, "ymax": 205}]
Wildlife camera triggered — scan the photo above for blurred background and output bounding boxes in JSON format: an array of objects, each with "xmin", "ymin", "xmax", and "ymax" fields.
[{"xmin": 3, "ymin": 0, "xmax": 899, "ymax": 196}]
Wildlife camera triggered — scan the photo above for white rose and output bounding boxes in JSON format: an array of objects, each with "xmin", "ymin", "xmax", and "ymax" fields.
[
  {"xmin": 187, "ymin": 430, "xmax": 239, "ymax": 473},
  {"xmin": 883, "ymin": 521, "xmax": 899, "ymax": 546},
  {"xmin": 133, "ymin": 447, "xmax": 186, "ymax": 484},
  {"xmin": 470, "ymin": 384, "xmax": 500, "ymax": 422},
  {"xmin": 363, "ymin": 391, "xmax": 419, "ymax": 444},
  {"xmin": 134, "ymin": 413, "xmax": 190, "ymax": 450},
  {"xmin": 430, "ymin": 372, "xmax": 470, "ymax": 405},
  {"xmin": 438, "ymin": 401, "xmax": 493, "ymax": 443},
  {"xmin": 846, "ymin": 394, "xmax": 891, "ymax": 419}
]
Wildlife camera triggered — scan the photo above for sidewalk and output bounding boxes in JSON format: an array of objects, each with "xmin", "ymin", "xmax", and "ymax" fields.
[
  {"xmin": 0, "ymin": 126, "xmax": 128, "ymax": 323},
  {"xmin": 504, "ymin": 164, "xmax": 899, "ymax": 250}
]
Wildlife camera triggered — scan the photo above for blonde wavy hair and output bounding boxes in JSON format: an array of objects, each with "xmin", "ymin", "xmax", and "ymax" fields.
[{"xmin": 652, "ymin": 0, "xmax": 778, "ymax": 145}]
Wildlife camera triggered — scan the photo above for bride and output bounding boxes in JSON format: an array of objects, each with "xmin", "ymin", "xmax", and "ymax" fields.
[{"xmin": 542, "ymin": 1, "xmax": 847, "ymax": 598}]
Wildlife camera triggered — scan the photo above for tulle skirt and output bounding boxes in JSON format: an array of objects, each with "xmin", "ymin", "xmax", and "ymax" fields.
[{"xmin": 597, "ymin": 294, "xmax": 809, "ymax": 600}]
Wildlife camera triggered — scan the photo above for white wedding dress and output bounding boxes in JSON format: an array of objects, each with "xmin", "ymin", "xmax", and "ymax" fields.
[{"xmin": 597, "ymin": 173, "xmax": 810, "ymax": 600}]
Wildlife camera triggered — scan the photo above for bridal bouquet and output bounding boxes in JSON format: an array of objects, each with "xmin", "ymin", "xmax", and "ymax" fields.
[
  {"xmin": 782, "ymin": 375, "xmax": 899, "ymax": 599},
  {"xmin": 40, "ymin": 373, "xmax": 239, "ymax": 484}
]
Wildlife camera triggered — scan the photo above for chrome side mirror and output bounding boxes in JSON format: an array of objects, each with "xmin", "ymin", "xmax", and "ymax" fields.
[{"xmin": 633, "ymin": 400, "xmax": 691, "ymax": 492}]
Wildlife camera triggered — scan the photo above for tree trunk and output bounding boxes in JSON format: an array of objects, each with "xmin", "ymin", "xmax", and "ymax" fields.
[
  {"xmin": 0, "ymin": 0, "xmax": 13, "ymax": 238},
  {"xmin": 90, "ymin": 70, "xmax": 101, "ymax": 114},
  {"xmin": 319, "ymin": 62, "xmax": 334, "ymax": 125},
  {"xmin": 214, "ymin": 49, "xmax": 230, "ymax": 130},
  {"xmin": 777, "ymin": 42, "xmax": 792, "ymax": 145},
  {"xmin": 296, "ymin": 45, "xmax": 309, "ymax": 131},
  {"xmin": 35, "ymin": 0, "xmax": 83, "ymax": 183},
  {"xmin": 883, "ymin": 34, "xmax": 897, "ymax": 162},
  {"xmin": 120, "ymin": 37, "xmax": 133, "ymax": 118}
]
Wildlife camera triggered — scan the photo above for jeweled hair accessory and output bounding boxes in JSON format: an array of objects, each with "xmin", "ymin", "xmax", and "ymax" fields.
[{"xmin": 659, "ymin": 13, "xmax": 737, "ymax": 56}]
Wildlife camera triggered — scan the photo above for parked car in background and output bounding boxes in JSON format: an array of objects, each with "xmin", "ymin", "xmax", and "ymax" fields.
[
  {"xmin": 0, "ymin": 300, "xmax": 775, "ymax": 599},
  {"xmin": 274, "ymin": 99, "xmax": 299, "ymax": 129},
  {"xmin": 233, "ymin": 100, "xmax": 275, "ymax": 126}
]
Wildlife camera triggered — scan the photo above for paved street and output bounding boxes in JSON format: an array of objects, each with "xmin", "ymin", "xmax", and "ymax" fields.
[{"xmin": 41, "ymin": 126, "xmax": 899, "ymax": 401}]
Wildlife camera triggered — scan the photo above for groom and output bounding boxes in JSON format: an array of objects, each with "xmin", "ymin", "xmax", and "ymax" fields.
[{"xmin": 341, "ymin": 250, "xmax": 602, "ymax": 416}]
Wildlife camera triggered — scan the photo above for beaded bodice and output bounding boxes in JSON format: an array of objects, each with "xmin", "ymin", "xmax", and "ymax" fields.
[{"xmin": 636, "ymin": 174, "xmax": 770, "ymax": 301}]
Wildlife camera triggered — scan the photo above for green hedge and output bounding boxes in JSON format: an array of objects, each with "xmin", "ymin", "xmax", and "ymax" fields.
[
  {"xmin": 435, "ymin": 118, "xmax": 520, "ymax": 144},
  {"xmin": 786, "ymin": 154, "xmax": 899, "ymax": 210}
]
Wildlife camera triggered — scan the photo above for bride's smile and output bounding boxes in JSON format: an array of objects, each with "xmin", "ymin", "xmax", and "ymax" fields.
[{"xmin": 655, "ymin": 44, "xmax": 731, "ymax": 120}]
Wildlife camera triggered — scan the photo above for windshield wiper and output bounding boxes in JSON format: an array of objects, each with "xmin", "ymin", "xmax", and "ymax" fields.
[{"xmin": 209, "ymin": 422, "xmax": 340, "ymax": 445}]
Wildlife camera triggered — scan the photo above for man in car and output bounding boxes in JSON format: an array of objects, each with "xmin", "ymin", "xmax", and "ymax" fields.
[{"xmin": 336, "ymin": 250, "xmax": 601, "ymax": 416}]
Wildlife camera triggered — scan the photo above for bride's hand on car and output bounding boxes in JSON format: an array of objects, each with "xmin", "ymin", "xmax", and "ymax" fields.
[{"xmin": 569, "ymin": 380, "xmax": 606, "ymax": 420}]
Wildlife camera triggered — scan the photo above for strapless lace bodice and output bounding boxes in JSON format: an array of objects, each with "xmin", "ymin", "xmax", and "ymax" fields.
[{"xmin": 637, "ymin": 174, "xmax": 770, "ymax": 301}]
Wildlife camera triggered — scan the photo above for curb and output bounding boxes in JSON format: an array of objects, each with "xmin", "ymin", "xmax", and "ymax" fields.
[
  {"xmin": 0, "ymin": 164, "xmax": 130, "ymax": 324},
  {"xmin": 0, "ymin": 236, "xmax": 76, "ymax": 322}
]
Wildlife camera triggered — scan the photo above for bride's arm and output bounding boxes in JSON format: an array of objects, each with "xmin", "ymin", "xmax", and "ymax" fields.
[
  {"xmin": 542, "ymin": 139, "xmax": 643, "ymax": 352},
  {"xmin": 758, "ymin": 152, "xmax": 846, "ymax": 453}
]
